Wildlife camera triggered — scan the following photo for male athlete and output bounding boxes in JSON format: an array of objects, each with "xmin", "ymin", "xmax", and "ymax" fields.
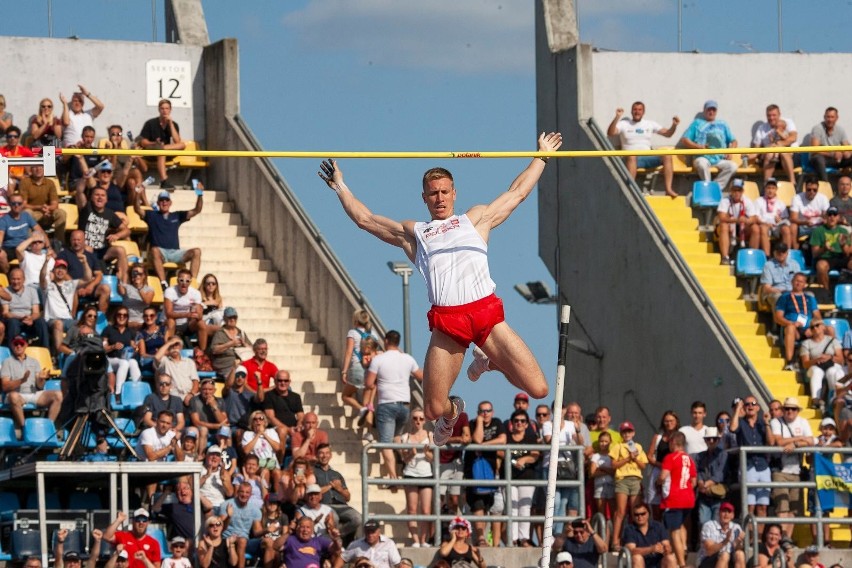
[{"xmin": 318, "ymin": 131, "xmax": 561, "ymax": 445}]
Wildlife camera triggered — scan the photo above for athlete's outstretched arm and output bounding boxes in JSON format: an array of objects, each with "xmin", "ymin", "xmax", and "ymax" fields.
[
  {"xmin": 318, "ymin": 159, "xmax": 416, "ymax": 257},
  {"xmin": 470, "ymin": 132, "xmax": 562, "ymax": 230}
]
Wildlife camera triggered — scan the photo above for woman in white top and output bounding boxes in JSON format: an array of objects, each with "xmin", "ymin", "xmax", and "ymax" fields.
[
  {"xmin": 240, "ymin": 410, "xmax": 281, "ymax": 486},
  {"xmin": 396, "ymin": 408, "xmax": 434, "ymax": 547}
]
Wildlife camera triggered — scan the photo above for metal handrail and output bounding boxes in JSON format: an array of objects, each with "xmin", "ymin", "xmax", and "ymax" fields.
[
  {"xmin": 361, "ymin": 442, "xmax": 586, "ymax": 547},
  {"xmin": 585, "ymin": 118, "xmax": 773, "ymax": 406}
]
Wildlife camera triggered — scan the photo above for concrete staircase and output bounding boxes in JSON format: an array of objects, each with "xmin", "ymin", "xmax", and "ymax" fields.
[{"xmin": 150, "ymin": 188, "xmax": 409, "ymax": 538}]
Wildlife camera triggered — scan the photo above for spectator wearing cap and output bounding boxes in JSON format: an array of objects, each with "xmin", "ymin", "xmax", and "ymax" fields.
[
  {"xmin": 830, "ymin": 175, "xmax": 852, "ymax": 228},
  {"xmin": 622, "ymin": 501, "xmax": 675, "ymax": 568},
  {"xmin": 800, "ymin": 545, "xmax": 826, "ymax": 568},
  {"xmin": 197, "ymin": 515, "xmax": 237, "ymax": 568},
  {"xmin": 105, "ymin": 549, "xmax": 130, "ymax": 568},
  {"xmin": 438, "ymin": 517, "xmax": 486, "ymax": 568},
  {"xmin": 87, "ymin": 160, "xmax": 127, "ymax": 217},
  {"xmin": 242, "ymin": 338, "xmax": 279, "ymax": 393},
  {"xmin": 610, "ymin": 420, "xmax": 648, "ymax": 552},
  {"xmin": 189, "ymin": 377, "xmax": 228, "ymax": 444},
  {"xmin": 153, "ymin": 480, "xmax": 197, "ymax": 543},
  {"xmin": 179, "ymin": 427, "xmax": 202, "ymax": 461},
  {"xmin": 800, "ymin": 317, "xmax": 844, "ymax": 409},
  {"xmin": 281, "ymin": 516, "xmax": 340, "ymax": 568},
  {"xmin": 715, "ymin": 178, "xmax": 758, "ymax": 265},
  {"xmin": 218, "ymin": 481, "xmax": 263, "ymax": 568},
  {"xmin": 208, "ymin": 306, "xmax": 249, "ymax": 377},
  {"xmin": 160, "ymin": 536, "xmax": 191, "ymax": 568},
  {"xmin": 164, "ymin": 268, "xmax": 210, "ymax": 351},
  {"xmin": 0, "ymin": 334, "xmax": 58, "ymax": 431},
  {"xmin": 555, "ymin": 551, "xmax": 574, "ymax": 568},
  {"xmin": 134, "ymin": 187, "xmax": 202, "ymax": 290},
  {"xmin": 769, "ymin": 397, "xmax": 815, "ymax": 538},
  {"xmin": 790, "ymin": 175, "xmax": 830, "ymax": 249},
  {"xmin": 398, "ymin": 558, "xmax": 415, "ymax": 568},
  {"xmin": 680, "ymin": 100, "xmax": 739, "ymax": 191},
  {"xmin": 141, "ymin": 373, "xmax": 186, "ymax": 431},
  {"xmin": 811, "ymin": 417, "xmax": 843, "ymax": 546},
  {"xmin": 16, "ymin": 232, "xmax": 54, "ymax": 288},
  {"xmin": 215, "ymin": 425, "xmax": 239, "ymax": 472},
  {"xmin": 75, "ymin": 175, "xmax": 130, "ymax": 282},
  {"xmin": 314, "ymin": 442, "xmax": 362, "ymax": 546},
  {"xmin": 755, "ymin": 179, "xmax": 793, "ymax": 256},
  {"xmin": 759, "ymin": 241, "xmax": 800, "ymax": 312},
  {"xmin": 55, "ymin": 527, "xmax": 101, "ymax": 568},
  {"xmin": 697, "ymin": 502, "xmax": 745, "ymax": 568},
  {"xmin": 103, "ymin": 509, "xmax": 162, "ymax": 568},
  {"xmin": 294, "ymin": 483, "xmax": 339, "ymax": 538},
  {"xmin": 561, "ymin": 518, "xmax": 607, "ymax": 568},
  {"xmin": 342, "ymin": 519, "xmax": 401, "ymax": 568},
  {"xmin": 154, "ymin": 337, "xmax": 199, "ymax": 408},
  {"xmin": 509, "ymin": 392, "xmax": 535, "ymax": 432},
  {"xmin": 695, "ymin": 426, "xmax": 729, "ymax": 527},
  {"xmin": 812, "ymin": 204, "xmax": 852, "ymax": 290},
  {"xmin": 40, "ymin": 255, "xmax": 81, "ymax": 356},
  {"xmin": 199, "ymin": 444, "xmax": 235, "ymax": 514},
  {"xmin": 223, "ymin": 364, "xmax": 262, "ymax": 435}
]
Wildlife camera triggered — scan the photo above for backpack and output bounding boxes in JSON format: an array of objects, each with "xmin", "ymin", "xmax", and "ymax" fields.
[
  {"xmin": 471, "ymin": 455, "xmax": 496, "ymax": 494},
  {"xmin": 353, "ymin": 328, "xmax": 372, "ymax": 363}
]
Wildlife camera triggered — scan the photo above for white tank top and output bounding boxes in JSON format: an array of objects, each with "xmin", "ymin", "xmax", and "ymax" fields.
[{"xmin": 414, "ymin": 214, "xmax": 495, "ymax": 306}]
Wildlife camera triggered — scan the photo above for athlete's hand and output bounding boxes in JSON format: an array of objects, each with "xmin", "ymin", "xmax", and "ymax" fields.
[
  {"xmin": 538, "ymin": 131, "xmax": 563, "ymax": 154},
  {"xmin": 318, "ymin": 159, "xmax": 344, "ymax": 190}
]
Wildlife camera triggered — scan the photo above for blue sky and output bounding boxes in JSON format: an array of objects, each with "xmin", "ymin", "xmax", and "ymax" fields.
[{"xmin": 7, "ymin": 0, "xmax": 852, "ymax": 419}]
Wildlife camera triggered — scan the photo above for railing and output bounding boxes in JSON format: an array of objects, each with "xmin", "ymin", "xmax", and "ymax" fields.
[
  {"xmin": 584, "ymin": 117, "xmax": 773, "ymax": 406},
  {"xmin": 737, "ymin": 445, "xmax": 852, "ymax": 550},
  {"xmin": 361, "ymin": 442, "xmax": 586, "ymax": 547}
]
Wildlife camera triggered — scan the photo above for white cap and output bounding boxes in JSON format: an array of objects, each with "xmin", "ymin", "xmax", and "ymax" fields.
[{"xmin": 556, "ymin": 552, "xmax": 573, "ymax": 563}]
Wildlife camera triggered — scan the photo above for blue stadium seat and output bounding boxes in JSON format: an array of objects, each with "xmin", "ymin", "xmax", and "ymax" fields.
[
  {"xmin": 111, "ymin": 381, "xmax": 152, "ymax": 412},
  {"xmin": 10, "ymin": 529, "xmax": 40, "ymax": 559},
  {"xmin": 0, "ymin": 538, "xmax": 11, "ymax": 562},
  {"xmin": 52, "ymin": 529, "xmax": 85, "ymax": 555},
  {"xmin": 26, "ymin": 491, "xmax": 61, "ymax": 510},
  {"xmin": 43, "ymin": 379, "xmax": 62, "ymax": 391},
  {"xmin": 691, "ymin": 181, "xmax": 722, "ymax": 229},
  {"xmin": 836, "ymin": 284, "xmax": 852, "ymax": 311},
  {"xmin": 736, "ymin": 248, "xmax": 766, "ymax": 300},
  {"xmin": 101, "ymin": 274, "xmax": 124, "ymax": 305},
  {"xmin": 105, "ymin": 417, "xmax": 137, "ymax": 448},
  {"xmin": 788, "ymin": 249, "xmax": 811, "ymax": 276},
  {"xmin": 146, "ymin": 526, "xmax": 172, "ymax": 559},
  {"xmin": 0, "ymin": 417, "xmax": 21, "ymax": 448},
  {"xmin": 824, "ymin": 317, "xmax": 850, "ymax": 340},
  {"xmin": 0, "ymin": 346, "xmax": 11, "ymax": 367},
  {"xmin": 22, "ymin": 417, "xmax": 64, "ymax": 448},
  {"xmin": 68, "ymin": 491, "xmax": 102, "ymax": 510},
  {"xmin": 180, "ymin": 349, "xmax": 214, "ymax": 379}
]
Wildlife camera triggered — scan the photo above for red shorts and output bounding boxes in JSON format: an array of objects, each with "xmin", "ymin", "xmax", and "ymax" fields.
[{"xmin": 427, "ymin": 294, "xmax": 505, "ymax": 348}]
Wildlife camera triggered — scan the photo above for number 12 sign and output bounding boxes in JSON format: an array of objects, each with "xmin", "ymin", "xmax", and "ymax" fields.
[{"xmin": 146, "ymin": 60, "xmax": 192, "ymax": 108}]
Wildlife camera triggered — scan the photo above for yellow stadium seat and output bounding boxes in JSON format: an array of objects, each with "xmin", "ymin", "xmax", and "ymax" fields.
[
  {"xmin": 818, "ymin": 180, "xmax": 834, "ymax": 200},
  {"xmin": 168, "ymin": 140, "xmax": 208, "ymax": 170},
  {"xmin": 97, "ymin": 138, "xmax": 129, "ymax": 150},
  {"xmin": 776, "ymin": 181, "xmax": 796, "ymax": 207},
  {"xmin": 26, "ymin": 346, "xmax": 60, "ymax": 377},
  {"xmin": 112, "ymin": 240, "xmax": 142, "ymax": 262},
  {"xmin": 59, "ymin": 203, "xmax": 78, "ymax": 231},
  {"xmin": 0, "ymin": 273, "xmax": 8, "ymax": 288},
  {"xmin": 743, "ymin": 181, "xmax": 760, "ymax": 201},
  {"xmin": 148, "ymin": 275, "xmax": 164, "ymax": 306},
  {"xmin": 126, "ymin": 206, "xmax": 150, "ymax": 234}
]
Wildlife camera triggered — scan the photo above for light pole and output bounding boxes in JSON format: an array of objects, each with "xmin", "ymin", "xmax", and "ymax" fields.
[
  {"xmin": 387, "ymin": 261, "xmax": 414, "ymax": 353},
  {"xmin": 514, "ymin": 281, "xmax": 558, "ymax": 304}
]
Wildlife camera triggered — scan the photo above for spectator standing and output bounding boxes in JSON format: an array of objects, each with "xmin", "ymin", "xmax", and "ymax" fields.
[
  {"xmin": 769, "ymin": 397, "xmax": 815, "ymax": 538},
  {"xmin": 138, "ymin": 99, "xmax": 186, "ymax": 190},
  {"xmin": 589, "ymin": 431, "xmax": 616, "ymax": 523},
  {"xmin": 730, "ymin": 397, "xmax": 773, "ymax": 520},
  {"xmin": 680, "ymin": 100, "xmax": 739, "ymax": 190},
  {"xmin": 465, "ymin": 399, "xmax": 507, "ymax": 547},
  {"xmin": 342, "ymin": 520, "xmax": 402, "ymax": 568},
  {"xmin": 75, "ymin": 184, "xmax": 130, "ymax": 281},
  {"xmin": 755, "ymin": 179, "xmax": 793, "ymax": 256},
  {"xmin": 102, "ymin": 510, "xmax": 162, "ymax": 568},
  {"xmin": 751, "ymin": 104, "xmax": 798, "ymax": 185},
  {"xmin": 396, "ymin": 408, "xmax": 434, "ymax": 547},
  {"xmin": 610, "ymin": 421, "xmax": 648, "ymax": 552},
  {"xmin": 808, "ymin": 106, "xmax": 852, "ymax": 181},
  {"xmin": 589, "ymin": 406, "xmax": 622, "ymax": 450},
  {"xmin": 695, "ymin": 427, "xmax": 728, "ymax": 528},
  {"xmin": 364, "ymin": 330, "xmax": 423, "ymax": 479},
  {"xmin": 61, "ymin": 87, "xmax": 104, "ymax": 147},
  {"xmin": 606, "ymin": 102, "xmax": 680, "ymax": 198},
  {"xmin": 340, "ymin": 309, "xmax": 376, "ymax": 420},
  {"xmin": 134, "ymin": 190, "xmax": 202, "ymax": 289},
  {"xmin": 646, "ymin": 411, "xmax": 680, "ymax": 517},
  {"xmin": 437, "ymin": 404, "xmax": 470, "ymax": 516},
  {"xmin": 680, "ymin": 401, "xmax": 708, "ymax": 460},
  {"xmin": 543, "ymin": 403, "xmax": 581, "ymax": 535},
  {"xmin": 505, "ymin": 409, "xmax": 539, "ymax": 547},
  {"xmin": 658, "ymin": 432, "xmax": 696, "ymax": 568}
]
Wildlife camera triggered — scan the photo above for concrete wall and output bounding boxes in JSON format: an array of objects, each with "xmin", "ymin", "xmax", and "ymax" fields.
[
  {"xmin": 202, "ymin": 40, "xmax": 385, "ymax": 366},
  {"xmin": 535, "ymin": 4, "xmax": 762, "ymax": 437},
  {"xmin": 0, "ymin": 36, "xmax": 204, "ymax": 143}
]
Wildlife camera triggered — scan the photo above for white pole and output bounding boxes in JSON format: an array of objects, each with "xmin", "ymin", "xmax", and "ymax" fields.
[{"xmin": 540, "ymin": 305, "xmax": 571, "ymax": 567}]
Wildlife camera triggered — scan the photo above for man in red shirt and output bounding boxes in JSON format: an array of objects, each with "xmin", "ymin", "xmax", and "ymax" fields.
[
  {"xmin": 242, "ymin": 338, "xmax": 278, "ymax": 392},
  {"xmin": 0, "ymin": 126, "xmax": 34, "ymax": 192},
  {"xmin": 659, "ymin": 432, "xmax": 696, "ymax": 568},
  {"xmin": 102, "ymin": 509, "xmax": 162, "ymax": 568},
  {"xmin": 289, "ymin": 411, "xmax": 329, "ymax": 464}
]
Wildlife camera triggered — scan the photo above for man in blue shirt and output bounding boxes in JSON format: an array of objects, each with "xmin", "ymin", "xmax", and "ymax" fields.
[
  {"xmin": 134, "ymin": 190, "xmax": 202, "ymax": 290},
  {"xmin": 759, "ymin": 242, "xmax": 801, "ymax": 311},
  {"xmin": 774, "ymin": 272, "xmax": 821, "ymax": 370},
  {"xmin": 0, "ymin": 195, "xmax": 42, "ymax": 273},
  {"xmin": 681, "ymin": 100, "xmax": 739, "ymax": 190},
  {"xmin": 219, "ymin": 482, "xmax": 262, "ymax": 568},
  {"xmin": 623, "ymin": 502, "xmax": 675, "ymax": 568}
]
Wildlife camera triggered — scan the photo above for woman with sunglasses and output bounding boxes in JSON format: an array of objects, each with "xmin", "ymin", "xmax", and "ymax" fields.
[
  {"xmin": 101, "ymin": 124, "xmax": 147, "ymax": 200},
  {"xmin": 59, "ymin": 305, "xmax": 103, "ymax": 374},
  {"xmin": 101, "ymin": 308, "xmax": 142, "ymax": 397},
  {"xmin": 437, "ymin": 516, "xmax": 486, "ymax": 568},
  {"xmin": 395, "ymin": 408, "xmax": 435, "ymax": 547},
  {"xmin": 119, "ymin": 263, "xmax": 154, "ymax": 330},
  {"xmin": 504, "ymin": 409, "xmax": 540, "ymax": 547},
  {"xmin": 276, "ymin": 457, "xmax": 317, "ymax": 522},
  {"xmin": 28, "ymin": 97, "xmax": 61, "ymax": 147},
  {"xmin": 241, "ymin": 410, "xmax": 282, "ymax": 485},
  {"xmin": 136, "ymin": 307, "xmax": 168, "ymax": 374},
  {"xmin": 209, "ymin": 307, "xmax": 250, "ymax": 378},
  {"xmin": 197, "ymin": 515, "xmax": 238, "ymax": 568},
  {"xmin": 200, "ymin": 273, "xmax": 225, "ymax": 328}
]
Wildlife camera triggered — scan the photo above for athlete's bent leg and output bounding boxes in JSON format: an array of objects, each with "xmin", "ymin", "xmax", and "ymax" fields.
[
  {"xmin": 479, "ymin": 322, "xmax": 548, "ymax": 399},
  {"xmin": 422, "ymin": 329, "xmax": 466, "ymax": 421}
]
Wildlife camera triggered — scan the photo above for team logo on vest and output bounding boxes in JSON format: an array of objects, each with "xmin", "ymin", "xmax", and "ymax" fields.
[{"xmin": 422, "ymin": 218, "xmax": 460, "ymax": 240}]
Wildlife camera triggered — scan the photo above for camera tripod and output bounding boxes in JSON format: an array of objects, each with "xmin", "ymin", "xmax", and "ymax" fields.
[{"xmin": 59, "ymin": 408, "xmax": 138, "ymax": 460}]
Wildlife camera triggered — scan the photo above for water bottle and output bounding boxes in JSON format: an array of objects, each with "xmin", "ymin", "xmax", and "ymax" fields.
[
  {"xmin": 142, "ymin": 176, "xmax": 156, "ymax": 187},
  {"xmin": 192, "ymin": 179, "xmax": 204, "ymax": 197},
  {"xmin": 123, "ymin": 347, "xmax": 135, "ymax": 360}
]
